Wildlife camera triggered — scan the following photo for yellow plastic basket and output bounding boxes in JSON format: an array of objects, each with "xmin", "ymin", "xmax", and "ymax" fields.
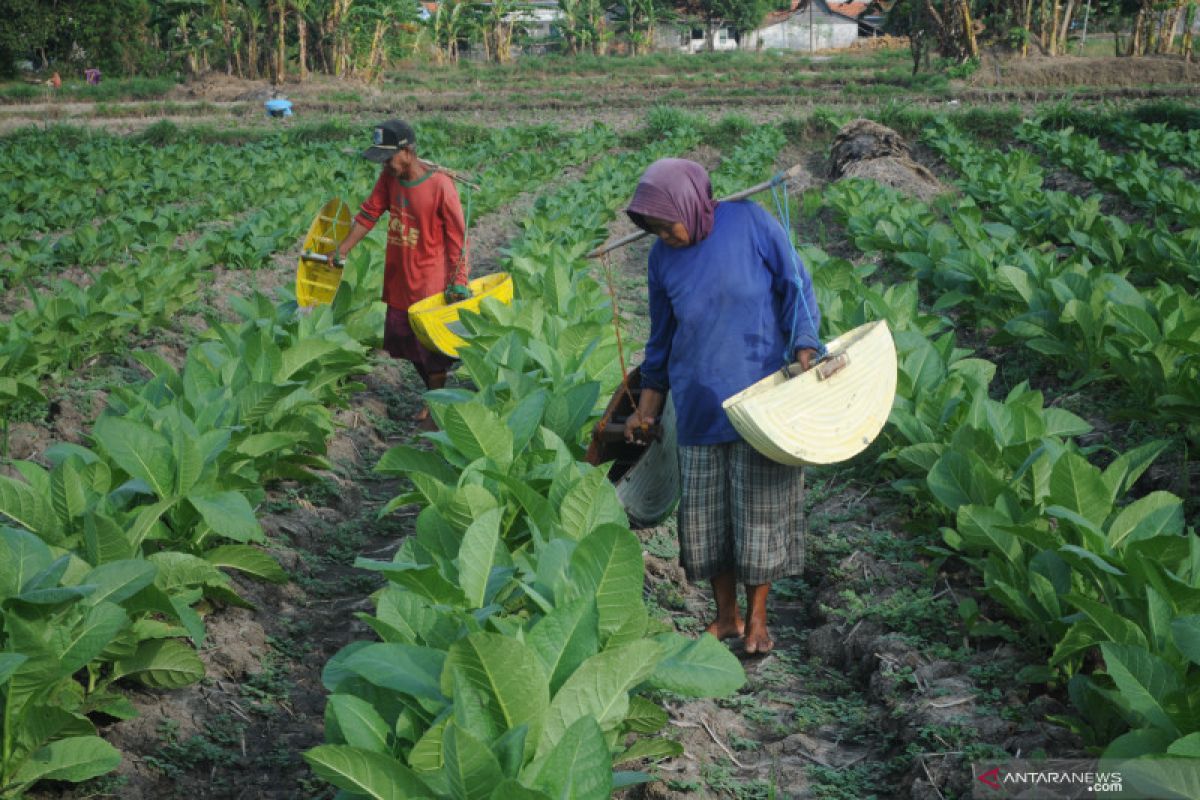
[
  {"xmin": 296, "ymin": 198, "xmax": 353, "ymax": 307},
  {"xmin": 722, "ymin": 320, "xmax": 897, "ymax": 466},
  {"xmin": 408, "ymin": 273, "xmax": 514, "ymax": 357}
]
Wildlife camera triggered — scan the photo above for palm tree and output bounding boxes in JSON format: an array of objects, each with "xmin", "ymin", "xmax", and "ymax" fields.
[{"xmin": 293, "ymin": 0, "xmax": 314, "ymax": 79}]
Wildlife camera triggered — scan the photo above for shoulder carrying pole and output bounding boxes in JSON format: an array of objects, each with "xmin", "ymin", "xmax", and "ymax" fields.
[
  {"xmin": 586, "ymin": 164, "xmax": 806, "ymax": 259},
  {"xmin": 421, "ymin": 159, "xmax": 481, "ymax": 190}
]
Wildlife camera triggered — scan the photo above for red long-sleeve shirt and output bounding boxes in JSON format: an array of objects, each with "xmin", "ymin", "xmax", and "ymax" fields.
[{"xmin": 354, "ymin": 169, "xmax": 468, "ymax": 311}]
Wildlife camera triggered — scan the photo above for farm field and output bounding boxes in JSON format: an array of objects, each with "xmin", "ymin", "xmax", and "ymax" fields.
[{"xmin": 2, "ymin": 51, "xmax": 1200, "ymax": 800}]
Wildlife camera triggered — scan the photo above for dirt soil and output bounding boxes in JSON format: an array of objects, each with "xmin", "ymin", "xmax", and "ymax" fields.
[{"xmin": 972, "ymin": 53, "xmax": 1200, "ymax": 88}]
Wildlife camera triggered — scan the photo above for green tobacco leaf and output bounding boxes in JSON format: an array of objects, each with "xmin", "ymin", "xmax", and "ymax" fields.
[
  {"xmin": 955, "ymin": 505, "xmax": 1021, "ymax": 563},
  {"xmin": 304, "ymin": 745, "xmax": 434, "ymax": 800},
  {"xmin": 1107, "ymin": 491, "xmax": 1184, "ymax": 549},
  {"xmin": 12, "ymin": 706, "xmax": 94, "ymax": 759},
  {"xmin": 614, "ymin": 737, "xmax": 683, "ymax": 765},
  {"xmin": 235, "ymin": 431, "xmax": 307, "ymax": 459},
  {"xmin": 1101, "ymin": 642, "xmax": 1182, "ymax": 738},
  {"xmin": 358, "ymin": 561, "xmax": 467, "ymax": 607},
  {"xmin": 203, "ymin": 545, "xmax": 288, "ymax": 583},
  {"xmin": 187, "ymin": 491, "xmax": 263, "ymax": 543},
  {"xmin": 623, "ymin": 696, "xmax": 668, "ymax": 734},
  {"xmin": 442, "ymin": 402, "xmax": 513, "ymax": 468},
  {"xmin": 505, "ymin": 389, "xmax": 550, "ymax": 455},
  {"xmin": 527, "ymin": 596, "xmax": 600, "ymax": 695},
  {"xmin": 442, "ymin": 633, "xmax": 549, "ymax": 756},
  {"xmin": 11, "ymin": 735, "xmax": 120, "ymax": 787},
  {"xmin": 409, "ymin": 715, "xmax": 450, "ymax": 787},
  {"xmin": 444, "ymin": 723, "xmax": 505, "ymax": 800},
  {"xmin": 0, "ymin": 652, "xmax": 28, "ymax": 684},
  {"xmin": 1049, "ymin": 452, "xmax": 1112, "ymax": 527},
  {"xmin": 113, "ymin": 639, "xmax": 205, "ymax": 688},
  {"xmin": 488, "ymin": 780, "xmax": 552, "ymax": 800},
  {"xmin": 49, "ymin": 458, "xmax": 89, "ymax": 527},
  {"xmin": 927, "ymin": 450, "xmax": 991, "ymax": 513},
  {"xmin": 559, "ymin": 469, "xmax": 627, "ymax": 541},
  {"xmin": 526, "ymin": 716, "xmax": 612, "ymax": 800},
  {"xmin": 0, "ymin": 527, "xmax": 53, "ymax": 599},
  {"xmin": 174, "ymin": 428, "xmax": 203, "ymax": 497},
  {"xmin": 78, "ymin": 560, "xmax": 157, "ymax": 607},
  {"xmin": 569, "ymin": 524, "xmax": 643, "ymax": 643},
  {"xmin": 1118, "ymin": 752, "xmax": 1200, "ymax": 796},
  {"xmin": 542, "ymin": 382, "xmax": 600, "ymax": 445},
  {"xmin": 1064, "ymin": 594, "xmax": 1148, "ymax": 649},
  {"xmin": 83, "ymin": 514, "xmax": 134, "ymax": 565},
  {"xmin": 0, "ymin": 475, "xmax": 59, "ymax": 540},
  {"xmin": 458, "ymin": 508, "xmax": 503, "ymax": 608},
  {"xmin": 1102, "ymin": 439, "xmax": 1170, "ymax": 499},
  {"xmin": 646, "ymin": 632, "xmax": 746, "ymax": 697},
  {"xmin": 1051, "ymin": 622, "xmax": 1106, "ymax": 667},
  {"xmin": 1102, "ymin": 728, "xmax": 1172, "ymax": 760},
  {"xmin": 325, "ymin": 694, "xmax": 391, "ymax": 754},
  {"xmin": 375, "ymin": 445, "xmax": 458, "ymax": 484},
  {"xmin": 93, "ymin": 416, "xmax": 174, "ymax": 499},
  {"xmin": 1166, "ymin": 733, "xmax": 1200, "ymax": 757},
  {"xmin": 59, "ymin": 602, "xmax": 129, "ymax": 675},
  {"xmin": 345, "ymin": 643, "xmax": 447, "ymax": 701},
  {"xmin": 1171, "ymin": 617, "xmax": 1200, "ymax": 667},
  {"xmin": 126, "ymin": 497, "xmax": 178, "ymax": 551},
  {"xmin": 451, "ymin": 667, "xmax": 501, "ymax": 744},
  {"xmin": 538, "ymin": 640, "xmax": 662, "ymax": 758}
]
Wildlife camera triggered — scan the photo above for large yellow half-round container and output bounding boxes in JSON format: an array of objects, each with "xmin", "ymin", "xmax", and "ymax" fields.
[
  {"xmin": 296, "ymin": 198, "xmax": 353, "ymax": 307},
  {"xmin": 722, "ymin": 320, "xmax": 897, "ymax": 466},
  {"xmin": 409, "ymin": 272, "xmax": 514, "ymax": 357}
]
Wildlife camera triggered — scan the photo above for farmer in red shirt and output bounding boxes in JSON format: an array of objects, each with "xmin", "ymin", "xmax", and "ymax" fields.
[{"xmin": 335, "ymin": 119, "xmax": 469, "ymax": 428}]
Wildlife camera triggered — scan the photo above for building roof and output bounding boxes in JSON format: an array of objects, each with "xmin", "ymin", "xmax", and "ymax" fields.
[
  {"xmin": 760, "ymin": 0, "xmax": 861, "ymax": 27},
  {"xmin": 828, "ymin": 1, "xmax": 869, "ymax": 17}
]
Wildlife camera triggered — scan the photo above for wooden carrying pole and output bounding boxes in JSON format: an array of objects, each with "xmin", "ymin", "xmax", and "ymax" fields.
[
  {"xmin": 587, "ymin": 164, "xmax": 806, "ymax": 259},
  {"xmin": 421, "ymin": 159, "xmax": 480, "ymax": 189}
]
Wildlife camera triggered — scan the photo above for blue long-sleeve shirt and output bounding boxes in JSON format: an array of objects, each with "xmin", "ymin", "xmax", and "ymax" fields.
[{"xmin": 640, "ymin": 201, "xmax": 821, "ymax": 447}]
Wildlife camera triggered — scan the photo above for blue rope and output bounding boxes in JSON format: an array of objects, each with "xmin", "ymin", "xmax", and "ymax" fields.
[{"xmin": 769, "ymin": 175, "xmax": 827, "ymax": 364}]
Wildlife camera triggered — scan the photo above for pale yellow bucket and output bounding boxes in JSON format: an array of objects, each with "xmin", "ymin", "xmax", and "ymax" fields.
[{"xmin": 723, "ymin": 320, "xmax": 897, "ymax": 466}]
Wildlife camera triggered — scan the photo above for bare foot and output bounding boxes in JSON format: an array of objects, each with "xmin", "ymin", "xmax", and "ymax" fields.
[
  {"xmin": 413, "ymin": 407, "xmax": 437, "ymax": 431},
  {"xmin": 743, "ymin": 621, "xmax": 774, "ymax": 655},
  {"xmin": 705, "ymin": 618, "xmax": 745, "ymax": 641}
]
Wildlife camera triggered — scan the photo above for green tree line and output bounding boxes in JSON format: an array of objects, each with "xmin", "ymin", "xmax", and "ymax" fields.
[{"xmin": 0, "ymin": 0, "xmax": 782, "ymax": 79}]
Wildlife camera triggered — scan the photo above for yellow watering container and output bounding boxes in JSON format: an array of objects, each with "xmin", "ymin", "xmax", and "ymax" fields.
[
  {"xmin": 296, "ymin": 198, "xmax": 353, "ymax": 307},
  {"xmin": 723, "ymin": 320, "xmax": 897, "ymax": 466},
  {"xmin": 408, "ymin": 273, "xmax": 514, "ymax": 357}
]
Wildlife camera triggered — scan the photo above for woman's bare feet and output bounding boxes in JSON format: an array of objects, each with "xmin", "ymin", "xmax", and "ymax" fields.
[
  {"xmin": 413, "ymin": 407, "xmax": 437, "ymax": 431},
  {"xmin": 743, "ymin": 620, "xmax": 774, "ymax": 654},
  {"xmin": 707, "ymin": 572, "xmax": 742, "ymax": 642},
  {"xmin": 743, "ymin": 583, "xmax": 774, "ymax": 655},
  {"xmin": 705, "ymin": 617, "xmax": 745, "ymax": 641}
]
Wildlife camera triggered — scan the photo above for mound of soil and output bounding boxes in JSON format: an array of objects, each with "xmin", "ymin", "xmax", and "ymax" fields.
[
  {"xmin": 974, "ymin": 53, "xmax": 1200, "ymax": 88},
  {"xmin": 831, "ymin": 119, "xmax": 947, "ymax": 202}
]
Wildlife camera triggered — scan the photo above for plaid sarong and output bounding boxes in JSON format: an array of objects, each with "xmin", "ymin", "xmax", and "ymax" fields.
[{"xmin": 677, "ymin": 440, "xmax": 807, "ymax": 585}]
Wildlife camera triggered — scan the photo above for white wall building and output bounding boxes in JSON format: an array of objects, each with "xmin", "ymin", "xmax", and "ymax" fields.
[{"xmin": 744, "ymin": 0, "xmax": 861, "ymax": 50}]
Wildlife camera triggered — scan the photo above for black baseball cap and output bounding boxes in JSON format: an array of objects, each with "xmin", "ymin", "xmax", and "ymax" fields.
[{"xmin": 361, "ymin": 119, "xmax": 416, "ymax": 163}]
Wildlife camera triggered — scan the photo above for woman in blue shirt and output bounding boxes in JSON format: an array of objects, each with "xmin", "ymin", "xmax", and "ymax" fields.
[{"xmin": 623, "ymin": 158, "xmax": 820, "ymax": 655}]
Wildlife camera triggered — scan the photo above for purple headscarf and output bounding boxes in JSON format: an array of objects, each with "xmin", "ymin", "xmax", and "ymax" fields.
[{"xmin": 625, "ymin": 159, "xmax": 717, "ymax": 244}]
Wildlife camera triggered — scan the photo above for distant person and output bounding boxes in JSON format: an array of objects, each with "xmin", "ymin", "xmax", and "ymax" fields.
[
  {"xmin": 623, "ymin": 158, "xmax": 821, "ymax": 655},
  {"xmin": 334, "ymin": 119, "xmax": 470, "ymax": 430},
  {"xmin": 47, "ymin": 71, "xmax": 61, "ymax": 90},
  {"xmin": 84, "ymin": 68, "xmax": 101, "ymax": 85}
]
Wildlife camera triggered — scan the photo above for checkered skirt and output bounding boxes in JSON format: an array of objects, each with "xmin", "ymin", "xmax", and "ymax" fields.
[{"xmin": 677, "ymin": 440, "xmax": 807, "ymax": 585}]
